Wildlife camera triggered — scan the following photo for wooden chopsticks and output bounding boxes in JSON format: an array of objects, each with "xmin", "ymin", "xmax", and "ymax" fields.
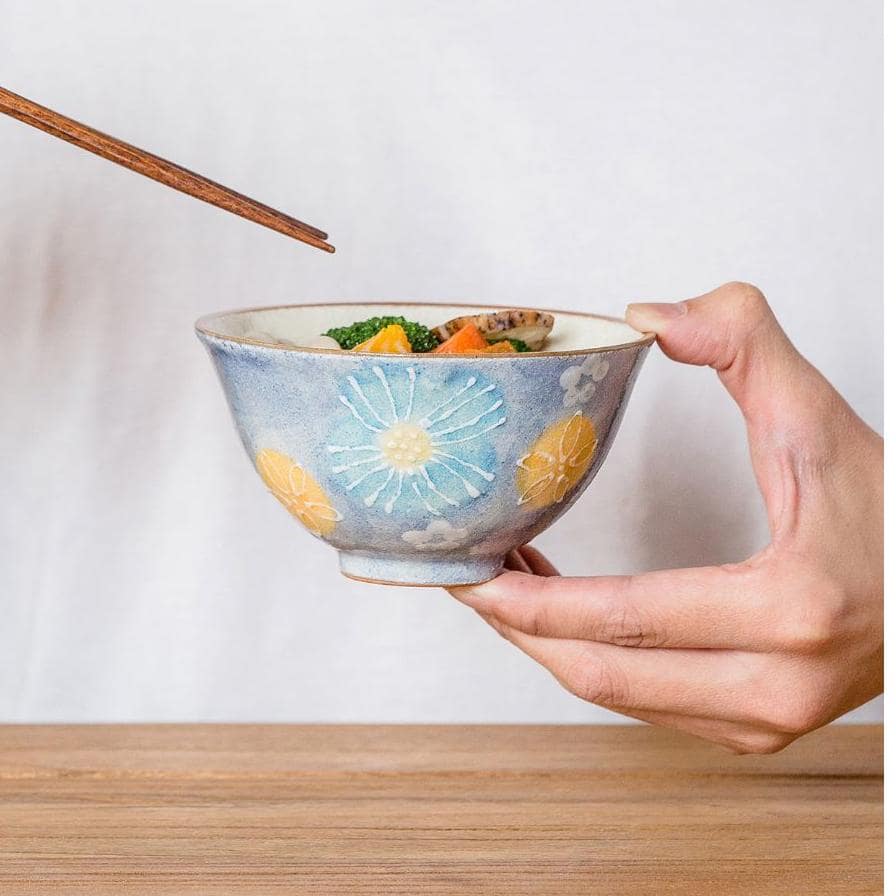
[{"xmin": 0, "ymin": 85, "xmax": 334, "ymax": 253}]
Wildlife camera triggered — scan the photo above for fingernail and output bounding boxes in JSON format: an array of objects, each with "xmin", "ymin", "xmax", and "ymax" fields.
[
  {"xmin": 448, "ymin": 584, "xmax": 480, "ymax": 604},
  {"xmin": 626, "ymin": 301, "xmax": 687, "ymax": 330},
  {"xmin": 448, "ymin": 582, "xmax": 495, "ymax": 606}
]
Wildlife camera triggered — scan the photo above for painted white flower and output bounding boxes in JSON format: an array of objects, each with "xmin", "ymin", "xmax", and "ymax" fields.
[
  {"xmin": 560, "ymin": 354, "xmax": 610, "ymax": 407},
  {"xmin": 328, "ymin": 366, "xmax": 505, "ymax": 517},
  {"xmin": 401, "ymin": 519, "xmax": 469, "ymax": 550}
]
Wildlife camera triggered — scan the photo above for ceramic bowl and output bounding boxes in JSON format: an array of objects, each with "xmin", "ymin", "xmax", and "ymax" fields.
[{"xmin": 196, "ymin": 303, "xmax": 653, "ymax": 586}]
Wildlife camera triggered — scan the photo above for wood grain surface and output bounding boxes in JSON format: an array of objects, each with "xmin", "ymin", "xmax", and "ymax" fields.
[{"xmin": 0, "ymin": 724, "xmax": 882, "ymax": 894}]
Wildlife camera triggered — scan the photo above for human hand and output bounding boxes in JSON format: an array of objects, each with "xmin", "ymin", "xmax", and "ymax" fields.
[{"xmin": 450, "ymin": 283, "xmax": 883, "ymax": 753}]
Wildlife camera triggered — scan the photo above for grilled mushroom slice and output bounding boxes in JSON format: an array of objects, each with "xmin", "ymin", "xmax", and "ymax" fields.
[{"xmin": 432, "ymin": 309, "xmax": 555, "ymax": 351}]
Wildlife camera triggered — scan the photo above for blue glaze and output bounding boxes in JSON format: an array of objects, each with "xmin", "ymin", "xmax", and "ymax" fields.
[{"xmin": 197, "ymin": 331, "xmax": 651, "ymax": 586}]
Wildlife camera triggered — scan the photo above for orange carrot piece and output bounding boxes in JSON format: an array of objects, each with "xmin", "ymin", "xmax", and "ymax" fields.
[
  {"xmin": 352, "ymin": 324, "xmax": 413, "ymax": 353},
  {"xmin": 483, "ymin": 340, "xmax": 517, "ymax": 353},
  {"xmin": 433, "ymin": 322, "xmax": 488, "ymax": 354}
]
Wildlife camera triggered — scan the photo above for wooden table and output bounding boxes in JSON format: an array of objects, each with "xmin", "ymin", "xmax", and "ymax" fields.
[{"xmin": 0, "ymin": 724, "xmax": 881, "ymax": 894}]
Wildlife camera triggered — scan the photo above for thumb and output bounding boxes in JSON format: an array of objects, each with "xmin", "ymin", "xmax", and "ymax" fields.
[{"xmin": 626, "ymin": 281, "xmax": 826, "ymax": 426}]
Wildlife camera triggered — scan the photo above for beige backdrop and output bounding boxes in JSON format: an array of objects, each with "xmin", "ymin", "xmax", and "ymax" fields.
[{"xmin": 0, "ymin": 0, "xmax": 882, "ymax": 722}]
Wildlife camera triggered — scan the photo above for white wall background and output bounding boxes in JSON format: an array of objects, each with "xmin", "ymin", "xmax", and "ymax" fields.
[{"xmin": 0, "ymin": 0, "xmax": 882, "ymax": 722}]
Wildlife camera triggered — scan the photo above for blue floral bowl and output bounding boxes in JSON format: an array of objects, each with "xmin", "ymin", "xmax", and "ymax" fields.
[{"xmin": 196, "ymin": 303, "xmax": 653, "ymax": 586}]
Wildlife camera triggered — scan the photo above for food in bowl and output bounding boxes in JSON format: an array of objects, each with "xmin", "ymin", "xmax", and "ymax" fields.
[
  {"xmin": 264, "ymin": 308, "xmax": 555, "ymax": 355},
  {"xmin": 325, "ymin": 315, "xmax": 440, "ymax": 352},
  {"xmin": 430, "ymin": 309, "xmax": 554, "ymax": 350},
  {"xmin": 196, "ymin": 302, "xmax": 653, "ymax": 586}
]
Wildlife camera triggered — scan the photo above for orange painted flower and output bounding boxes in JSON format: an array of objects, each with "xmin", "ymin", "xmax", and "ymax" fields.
[
  {"xmin": 516, "ymin": 412, "xmax": 598, "ymax": 508},
  {"xmin": 255, "ymin": 449, "xmax": 341, "ymax": 537}
]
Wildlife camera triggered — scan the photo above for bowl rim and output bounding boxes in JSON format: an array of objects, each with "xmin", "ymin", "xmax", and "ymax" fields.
[{"xmin": 195, "ymin": 300, "xmax": 656, "ymax": 358}]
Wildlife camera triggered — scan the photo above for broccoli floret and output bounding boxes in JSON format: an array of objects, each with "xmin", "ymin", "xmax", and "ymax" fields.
[
  {"xmin": 488, "ymin": 336, "xmax": 531, "ymax": 353},
  {"xmin": 325, "ymin": 316, "xmax": 438, "ymax": 353}
]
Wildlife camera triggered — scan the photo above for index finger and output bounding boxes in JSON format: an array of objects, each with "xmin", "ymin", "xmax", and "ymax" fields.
[{"xmin": 450, "ymin": 563, "xmax": 779, "ymax": 650}]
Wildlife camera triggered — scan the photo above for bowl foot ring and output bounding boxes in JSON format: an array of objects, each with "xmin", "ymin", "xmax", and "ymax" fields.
[{"xmin": 338, "ymin": 551, "xmax": 504, "ymax": 587}]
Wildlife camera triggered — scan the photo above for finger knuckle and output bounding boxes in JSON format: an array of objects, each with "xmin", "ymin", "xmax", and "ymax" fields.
[
  {"xmin": 759, "ymin": 690, "xmax": 829, "ymax": 736},
  {"xmin": 517, "ymin": 601, "xmax": 551, "ymax": 638},
  {"xmin": 781, "ymin": 609, "xmax": 836, "ymax": 654},
  {"xmin": 490, "ymin": 575, "xmax": 549, "ymax": 634},
  {"xmin": 722, "ymin": 281, "xmax": 768, "ymax": 316},
  {"xmin": 567, "ymin": 657, "xmax": 631, "ymax": 709},
  {"xmin": 779, "ymin": 580, "xmax": 847, "ymax": 654},
  {"xmin": 602, "ymin": 600, "xmax": 663, "ymax": 649}
]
